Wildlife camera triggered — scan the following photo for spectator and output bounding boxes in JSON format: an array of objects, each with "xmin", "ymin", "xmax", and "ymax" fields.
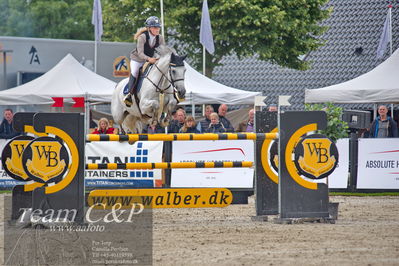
[
  {"xmin": 143, "ymin": 120, "xmax": 164, "ymax": 134},
  {"xmin": 218, "ymin": 104, "xmax": 234, "ymax": 132},
  {"xmin": 198, "ymin": 105, "xmax": 214, "ymax": 132},
  {"xmin": 168, "ymin": 109, "xmax": 185, "ymax": 133},
  {"xmin": 89, "ymin": 110, "xmax": 98, "ymax": 129},
  {"xmin": 92, "ymin": 118, "xmax": 117, "ymax": 134},
  {"xmin": 180, "ymin": 116, "xmax": 200, "ymax": 133},
  {"xmin": 171, "ymin": 110, "xmax": 177, "ymax": 121},
  {"xmin": 268, "ymin": 104, "xmax": 278, "ymax": 112},
  {"xmin": 237, "ymin": 109, "xmax": 255, "ymax": 132},
  {"xmin": 0, "ymin": 109, "xmax": 21, "ymax": 139},
  {"xmin": 205, "ymin": 113, "xmax": 226, "ymax": 133},
  {"xmin": 176, "ymin": 106, "xmax": 186, "ymax": 114},
  {"xmin": 369, "ymin": 105, "xmax": 398, "ymax": 138}
]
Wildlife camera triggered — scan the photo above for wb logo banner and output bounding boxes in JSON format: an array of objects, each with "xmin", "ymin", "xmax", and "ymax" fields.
[
  {"xmin": 1, "ymin": 136, "xmax": 35, "ymax": 181},
  {"xmin": 305, "ymin": 142, "xmax": 330, "ymax": 163},
  {"xmin": 294, "ymin": 134, "xmax": 338, "ymax": 180},
  {"xmin": 22, "ymin": 137, "xmax": 70, "ymax": 184}
]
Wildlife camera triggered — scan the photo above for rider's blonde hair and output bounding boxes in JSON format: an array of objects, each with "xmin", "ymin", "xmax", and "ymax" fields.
[{"xmin": 134, "ymin": 27, "xmax": 148, "ymax": 40}]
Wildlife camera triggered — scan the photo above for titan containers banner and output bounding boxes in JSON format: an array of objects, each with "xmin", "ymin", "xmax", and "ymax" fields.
[
  {"xmin": 85, "ymin": 141, "xmax": 163, "ymax": 187},
  {"xmin": 171, "ymin": 140, "xmax": 254, "ymax": 188},
  {"xmin": 357, "ymin": 138, "xmax": 399, "ymax": 189}
]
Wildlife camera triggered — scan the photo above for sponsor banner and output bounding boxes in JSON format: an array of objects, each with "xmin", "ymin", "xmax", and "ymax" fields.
[
  {"xmin": 0, "ymin": 140, "xmax": 163, "ymax": 188},
  {"xmin": 88, "ymin": 188, "xmax": 232, "ymax": 209},
  {"xmin": 171, "ymin": 140, "xmax": 254, "ymax": 188},
  {"xmin": 85, "ymin": 179, "xmax": 154, "ymax": 188},
  {"xmin": 329, "ymin": 138, "xmax": 349, "ymax": 189},
  {"xmin": 357, "ymin": 138, "xmax": 399, "ymax": 189},
  {"xmin": 85, "ymin": 141, "xmax": 163, "ymax": 187},
  {"xmin": 0, "ymin": 139, "xmax": 25, "ymax": 187},
  {"xmin": 113, "ymin": 56, "xmax": 130, "ymax": 77}
]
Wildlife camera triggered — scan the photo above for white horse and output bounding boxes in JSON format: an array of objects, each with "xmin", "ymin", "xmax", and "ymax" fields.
[{"xmin": 111, "ymin": 46, "xmax": 186, "ymax": 133}]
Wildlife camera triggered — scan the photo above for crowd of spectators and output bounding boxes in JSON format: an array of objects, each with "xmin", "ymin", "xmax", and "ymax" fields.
[
  {"xmin": 85, "ymin": 104, "xmax": 267, "ymax": 135},
  {"xmin": 163, "ymin": 105, "xmax": 247, "ymax": 134},
  {"xmin": 134, "ymin": 103, "xmax": 399, "ymax": 137},
  {"xmin": 1, "ymin": 104, "xmax": 398, "ymax": 139}
]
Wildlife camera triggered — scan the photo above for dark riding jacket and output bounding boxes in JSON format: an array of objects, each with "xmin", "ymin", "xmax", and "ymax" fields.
[
  {"xmin": 0, "ymin": 119, "xmax": 20, "ymax": 139},
  {"xmin": 130, "ymin": 29, "xmax": 165, "ymax": 63},
  {"xmin": 205, "ymin": 122, "xmax": 226, "ymax": 133}
]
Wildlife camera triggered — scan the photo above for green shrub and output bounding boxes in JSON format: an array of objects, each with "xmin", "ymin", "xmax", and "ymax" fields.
[{"xmin": 305, "ymin": 103, "xmax": 348, "ymax": 142}]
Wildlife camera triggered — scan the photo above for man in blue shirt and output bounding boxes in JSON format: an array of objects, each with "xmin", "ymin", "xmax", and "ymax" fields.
[
  {"xmin": 369, "ymin": 105, "xmax": 398, "ymax": 138},
  {"xmin": 0, "ymin": 109, "xmax": 21, "ymax": 139}
]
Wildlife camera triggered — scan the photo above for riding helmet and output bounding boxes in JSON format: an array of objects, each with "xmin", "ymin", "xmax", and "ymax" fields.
[{"xmin": 145, "ymin": 16, "xmax": 161, "ymax": 28}]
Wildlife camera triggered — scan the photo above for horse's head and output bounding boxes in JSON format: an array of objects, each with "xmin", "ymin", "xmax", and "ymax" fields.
[{"xmin": 170, "ymin": 53, "xmax": 187, "ymax": 101}]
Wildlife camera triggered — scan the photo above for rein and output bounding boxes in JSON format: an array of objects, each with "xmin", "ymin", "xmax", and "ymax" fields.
[{"xmin": 145, "ymin": 62, "xmax": 184, "ymax": 102}]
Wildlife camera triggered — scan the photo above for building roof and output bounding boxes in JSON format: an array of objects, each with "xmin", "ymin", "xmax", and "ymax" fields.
[{"xmin": 212, "ymin": 0, "xmax": 399, "ymax": 110}]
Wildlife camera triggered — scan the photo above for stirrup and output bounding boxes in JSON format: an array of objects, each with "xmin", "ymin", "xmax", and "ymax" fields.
[{"xmin": 124, "ymin": 94, "xmax": 133, "ymax": 107}]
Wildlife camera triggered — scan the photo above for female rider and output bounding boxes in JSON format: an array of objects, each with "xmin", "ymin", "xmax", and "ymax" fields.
[{"xmin": 124, "ymin": 16, "xmax": 165, "ymax": 107}]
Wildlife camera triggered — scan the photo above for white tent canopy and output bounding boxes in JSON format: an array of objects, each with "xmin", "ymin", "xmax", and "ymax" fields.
[
  {"xmin": 0, "ymin": 53, "xmax": 116, "ymax": 105},
  {"xmin": 0, "ymin": 54, "xmax": 260, "ymax": 106},
  {"xmin": 181, "ymin": 62, "xmax": 260, "ymax": 105},
  {"xmin": 305, "ymin": 48, "xmax": 399, "ymax": 103}
]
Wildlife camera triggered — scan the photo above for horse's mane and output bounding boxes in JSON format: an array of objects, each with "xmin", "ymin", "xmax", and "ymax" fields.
[{"xmin": 155, "ymin": 45, "xmax": 176, "ymax": 57}]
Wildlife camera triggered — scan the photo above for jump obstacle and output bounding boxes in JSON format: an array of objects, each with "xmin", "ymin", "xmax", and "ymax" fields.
[
  {"xmin": 86, "ymin": 132, "xmax": 278, "ymax": 142},
  {"xmin": 3, "ymin": 110, "xmax": 338, "ymax": 223},
  {"xmin": 86, "ymin": 161, "xmax": 254, "ymax": 170}
]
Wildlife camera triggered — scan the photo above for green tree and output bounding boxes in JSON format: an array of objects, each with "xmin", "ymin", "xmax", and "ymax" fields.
[
  {"xmin": 101, "ymin": 0, "xmax": 331, "ymax": 76},
  {"xmin": 305, "ymin": 103, "xmax": 349, "ymax": 142},
  {"xmin": 1, "ymin": 0, "xmax": 331, "ymax": 77},
  {"xmin": 0, "ymin": 0, "xmax": 34, "ymax": 37},
  {"xmin": 0, "ymin": 0, "xmax": 93, "ymax": 40}
]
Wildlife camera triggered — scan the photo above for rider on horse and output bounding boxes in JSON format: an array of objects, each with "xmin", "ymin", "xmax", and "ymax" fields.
[{"xmin": 124, "ymin": 16, "xmax": 165, "ymax": 107}]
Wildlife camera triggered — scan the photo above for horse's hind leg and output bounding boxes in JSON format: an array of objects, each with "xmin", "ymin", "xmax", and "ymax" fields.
[{"xmin": 123, "ymin": 114, "xmax": 140, "ymax": 134}]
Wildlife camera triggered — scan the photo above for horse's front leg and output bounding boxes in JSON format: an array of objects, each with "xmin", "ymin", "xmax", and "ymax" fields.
[
  {"xmin": 159, "ymin": 97, "xmax": 177, "ymax": 128},
  {"xmin": 140, "ymin": 99, "xmax": 160, "ymax": 118}
]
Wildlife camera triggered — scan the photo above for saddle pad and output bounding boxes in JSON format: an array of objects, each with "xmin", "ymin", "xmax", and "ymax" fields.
[
  {"xmin": 123, "ymin": 83, "xmax": 130, "ymax": 95},
  {"xmin": 122, "ymin": 76, "xmax": 145, "ymax": 96},
  {"xmin": 122, "ymin": 64, "xmax": 154, "ymax": 95}
]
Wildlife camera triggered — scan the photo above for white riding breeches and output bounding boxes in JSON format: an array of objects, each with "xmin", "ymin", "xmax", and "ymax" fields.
[{"xmin": 130, "ymin": 60, "xmax": 144, "ymax": 78}]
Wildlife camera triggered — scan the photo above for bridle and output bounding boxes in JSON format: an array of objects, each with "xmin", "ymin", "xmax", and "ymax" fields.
[{"xmin": 145, "ymin": 60, "xmax": 185, "ymax": 103}]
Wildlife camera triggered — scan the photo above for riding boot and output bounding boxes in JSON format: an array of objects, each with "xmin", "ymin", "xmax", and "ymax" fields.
[{"xmin": 124, "ymin": 75, "xmax": 136, "ymax": 107}]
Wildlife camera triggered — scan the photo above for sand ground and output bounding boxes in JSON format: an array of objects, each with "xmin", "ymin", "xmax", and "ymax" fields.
[
  {"xmin": 1, "ymin": 195, "xmax": 399, "ymax": 265},
  {"xmin": 152, "ymin": 196, "xmax": 399, "ymax": 265}
]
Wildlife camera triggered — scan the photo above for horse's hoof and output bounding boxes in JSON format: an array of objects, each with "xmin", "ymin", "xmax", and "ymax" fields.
[{"xmin": 128, "ymin": 140, "xmax": 136, "ymax": 145}]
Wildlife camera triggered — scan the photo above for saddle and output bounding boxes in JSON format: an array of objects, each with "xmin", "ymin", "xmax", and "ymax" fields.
[
  {"xmin": 123, "ymin": 63, "xmax": 154, "ymax": 96},
  {"xmin": 123, "ymin": 63, "xmax": 155, "ymax": 117}
]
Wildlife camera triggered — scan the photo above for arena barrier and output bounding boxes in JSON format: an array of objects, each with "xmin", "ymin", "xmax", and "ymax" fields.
[{"xmin": 3, "ymin": 110, "xmax": 338, "ymax": 223}]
